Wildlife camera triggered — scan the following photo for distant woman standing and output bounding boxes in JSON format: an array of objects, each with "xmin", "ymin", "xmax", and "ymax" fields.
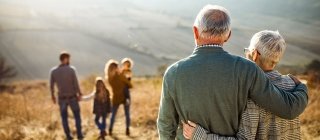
[{"xmin": 105, "ymin": 60, "xmax": 133, "ymax": 136}]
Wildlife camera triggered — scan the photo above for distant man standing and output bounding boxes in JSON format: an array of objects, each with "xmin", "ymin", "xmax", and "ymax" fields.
[{"xmin": 50, "ymin": 52, "xmax": 83, "ymax": 140}]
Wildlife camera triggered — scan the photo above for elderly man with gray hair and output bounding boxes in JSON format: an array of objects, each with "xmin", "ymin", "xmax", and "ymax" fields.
[
  {"xmin": 183, "ymin": 30, "xmax": 302, "ymax": 140},
  {"xmin": 157, "ymin": 5, "xmax": 308, "ymax": 140}
]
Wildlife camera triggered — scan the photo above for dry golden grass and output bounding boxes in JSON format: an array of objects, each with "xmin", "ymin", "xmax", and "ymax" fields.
[
  {"xmin": 0, "ymin": 76, "xmax": 161, "ymax": 140},
  {"xmin": 0, "ymin": 75, "xmax": 319, "ymax": 140},
  {"xmin": 300, "ymin": 85, "xmax": 320, "ymax": 140}
]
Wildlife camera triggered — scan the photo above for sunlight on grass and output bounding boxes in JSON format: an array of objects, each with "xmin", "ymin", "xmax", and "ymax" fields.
[{"xmin": 0, "ymin": 75, "xmax": 319, "ymax": 139}]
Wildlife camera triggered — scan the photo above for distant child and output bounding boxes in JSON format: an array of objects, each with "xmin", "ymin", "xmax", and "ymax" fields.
[
  {"xmin": 120, "ymin": 58, "xmax": 134, "ymax": 105},
  {"xmin": 82, "ymin": 77, "xmax": 111, "ymax": 139}
]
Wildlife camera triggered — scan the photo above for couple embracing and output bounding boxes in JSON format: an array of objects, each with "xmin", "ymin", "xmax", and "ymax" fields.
[{"xmin": 157, "ymin": 5, "xmax": 308, "ymax": 140}]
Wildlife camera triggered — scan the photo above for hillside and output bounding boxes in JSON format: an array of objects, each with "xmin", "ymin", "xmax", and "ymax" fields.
[
  {"xmin": 0, "ymin": 76, "xmax": 319, "ymax": 140},
  {"xmin": 0, "ymin": 0, "xmax": 320, "ymax": 80}
]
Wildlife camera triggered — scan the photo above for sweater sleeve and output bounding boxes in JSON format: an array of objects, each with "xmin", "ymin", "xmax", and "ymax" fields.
[
  {"xmin": 248, "ymin": 64, "xmax": 308, "ymax": 119},
  {"xmin": 192, "ymin": 125, "xmax": 244, "ymax": 140},
  {"xmin": 81, "ymin": 92, "xmax": 95, "ymax": 101},
  {"xmin": 191, "ymin": 100, "xmax": 258, "ymax": 140},
  {"xmin": 49, "ymin": 70, "xmax": 55, "ymax": 96},
  {"xmin": 157, "ymin": 64, "xmax": 179, "ymax": 140},
  {"xmin": 72, "ymin": 68, "xmax": 82, "ymax": 95}
]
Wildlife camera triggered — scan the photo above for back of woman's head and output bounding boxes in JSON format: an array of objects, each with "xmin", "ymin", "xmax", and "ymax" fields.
[
  {"xmin": 121, "ymin": 57, "xmax": 134, "ymax": 69},
  {"xmin": 95, "ymin": 77, "xmax": 105, "ymax": 91},
  {"xmin": 94, "ymin": 77, "xmax": 109, "ymax": 102},
  {"xmin": 104, "ymin": 59, "xmax": 119, "ymax": 80},
  {"xmin": 249, "ymin": 30, "xmax": 286, "ymax": 69}
]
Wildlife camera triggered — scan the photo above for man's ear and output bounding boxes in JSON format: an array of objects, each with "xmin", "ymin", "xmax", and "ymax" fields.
[
  {"xmin": 193, "ymin": 26, "xmax": 200, "ymax": 40},
  {"xmin": 224, "ymin": 30, "xmax": 231, "ymax": 42},
  {"xmin": 252, "ymin": 50, "xmax": 258, "ymax": 62}
]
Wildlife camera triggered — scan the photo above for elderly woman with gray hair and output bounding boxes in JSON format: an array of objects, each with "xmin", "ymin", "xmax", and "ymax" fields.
[{"xmin": 182, "ymin": 30, "xmax": 302, "ymax": 140}]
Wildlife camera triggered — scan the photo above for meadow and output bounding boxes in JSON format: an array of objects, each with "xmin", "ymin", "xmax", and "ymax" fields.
[
  {"xmin": 0, "ymin": 76, "xmax": 161, "ymax": 140},
  {"xmin": 0, "ymin": 75, "xmax": 319, "ymax": 140}
]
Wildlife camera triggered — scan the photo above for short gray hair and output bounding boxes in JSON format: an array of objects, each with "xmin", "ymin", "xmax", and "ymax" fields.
[
  {"xmin": 248, "ymin": 30, "xmax": 286, "ymax": 64},
  {"xmin": 194, "ymin": 5, "xmax": 231, "ymax": 38}
]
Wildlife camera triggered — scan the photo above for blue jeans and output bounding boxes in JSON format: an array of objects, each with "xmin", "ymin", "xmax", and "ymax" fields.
[
  {"xmin": 95, "ymin": 114, "xmax": 107, "ymax": 132},
  {"xmin": 58, "ymin": 97, "xmax": 83, "ymax": 139},
  {"xmin": 109, "ymin": 104, "xmax": 130, "ymax": 130},
  {"xmin": 124, "ymin": 86, "xmax": 131, "ymax": 100}
]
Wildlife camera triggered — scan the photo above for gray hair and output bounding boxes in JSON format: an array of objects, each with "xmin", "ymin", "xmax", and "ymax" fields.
[
  {"xmin": 248, "ymin": 30, "xmax": 286, "ymax": 64},
  {"xmin": 194, "ymin": 5, "xmax": 231, "ymax": 38}
]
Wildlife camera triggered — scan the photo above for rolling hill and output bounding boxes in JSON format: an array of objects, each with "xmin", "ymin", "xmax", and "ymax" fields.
[{"xmin": 0, "ymin": 0, "xmax": 319, "ymax": 80}]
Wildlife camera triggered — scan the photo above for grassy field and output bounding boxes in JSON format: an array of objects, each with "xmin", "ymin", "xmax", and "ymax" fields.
[{"xmin": 0, "ymin": 75, "xmax": 319, "ymax": 140}]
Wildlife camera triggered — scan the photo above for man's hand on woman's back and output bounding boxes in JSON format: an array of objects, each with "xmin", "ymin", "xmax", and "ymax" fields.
[{"xmin": 288, "ymin": 74, "xmax": 301, "ymax": 85}]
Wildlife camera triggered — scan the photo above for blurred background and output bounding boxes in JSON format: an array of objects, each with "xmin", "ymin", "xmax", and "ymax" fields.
[{"xmin": 0, "ymin": 0, "xmax": 319, "ymax": 80}]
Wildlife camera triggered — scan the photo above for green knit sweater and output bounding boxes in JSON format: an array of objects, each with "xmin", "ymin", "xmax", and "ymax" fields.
[{"xmin": 157, "ymin": 47, "xmax": 308, "ymax": 140}]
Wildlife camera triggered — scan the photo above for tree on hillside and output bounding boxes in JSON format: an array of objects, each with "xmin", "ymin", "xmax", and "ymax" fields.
[
  {"xmin": 0, "ymin": 55, "xmax": 16, "ymax": 83},
  {"xmin": 306, "ymin": 60, "xmax": 320, "ymax": 73},
  {"xmin": 157, "ymin": 64, "xmax": 168, "ymax": 76},
  {"xmin": 305, "ymin": 59, "xmax": 320, "ymax": 86}
]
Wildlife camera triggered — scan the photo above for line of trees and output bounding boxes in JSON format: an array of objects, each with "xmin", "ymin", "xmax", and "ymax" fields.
[
  {"xmin": 305, "ymin": 59, "xmax": 320, "ymax": 87},
  {"xmin": 0, "ymin": 55, "xmax": 16, "ymax": 84}
]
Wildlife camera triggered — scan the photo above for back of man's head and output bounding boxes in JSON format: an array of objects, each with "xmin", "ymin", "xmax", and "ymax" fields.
[
  {"xmin": 249, "ymin": 30, "xmax": 286, "ymax": 67},
  {"xmin": 59, "ymin": 51, "xmax": 70, "ymax": 65},
  {"xmin": 194, "ymin": 5, "xmax": 231, "ymax": 39}
]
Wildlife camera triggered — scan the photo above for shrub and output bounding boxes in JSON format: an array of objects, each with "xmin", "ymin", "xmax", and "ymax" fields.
[
  {"xmin": 305, "ymin": 60, "xmax": 320, "ymax": 87},
  {"xmin": 0, "ymin": 56, "xmax": 16, "ymax": 84}
]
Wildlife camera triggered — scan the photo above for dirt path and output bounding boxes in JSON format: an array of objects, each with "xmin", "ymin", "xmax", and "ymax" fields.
[
  {"xmin": 84, "ymin": 115, "xmax": 144, "ymax": 140},
  {"xmin": 63, "ymin": 106, "xmax": 158, "ymax": 140}
]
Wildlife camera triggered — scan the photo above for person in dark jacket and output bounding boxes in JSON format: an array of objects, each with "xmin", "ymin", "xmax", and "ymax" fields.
[{"xmin": 91, "ymin": 77, "xmax": 111, "ymax": 139}]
